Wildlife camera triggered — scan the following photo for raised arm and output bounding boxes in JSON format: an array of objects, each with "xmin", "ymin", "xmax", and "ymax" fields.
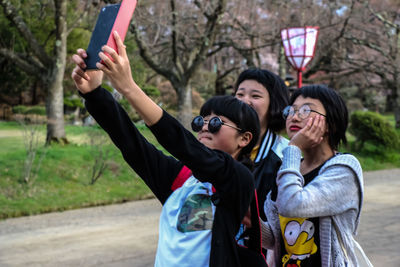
[
  {"xmin": 96, "ymin": 31, "xmax": 162, "ymax": 126},
  {"xmin": 71, "ymin": 44, "xmax": 182, "ymax": 204}
]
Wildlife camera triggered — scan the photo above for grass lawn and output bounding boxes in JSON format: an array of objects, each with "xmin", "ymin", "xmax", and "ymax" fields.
[
  {"xmin": 341, "ymin": 141, "xmax": 400, "ymax": 171},
  {"xmin": 0, "ymin": 122, "xmax": 159, "ymax": 219}
]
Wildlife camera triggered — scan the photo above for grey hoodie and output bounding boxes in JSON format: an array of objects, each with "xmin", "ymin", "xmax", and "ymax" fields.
[{"xmin": 261, "ymin": 145, "xmax": 364, "ymax": 267}]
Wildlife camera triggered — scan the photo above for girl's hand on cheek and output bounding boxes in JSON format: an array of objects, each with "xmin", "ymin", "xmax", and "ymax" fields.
[{"xmin": 289, "ymin": 115, "xmax": 325, "ymax": 150}]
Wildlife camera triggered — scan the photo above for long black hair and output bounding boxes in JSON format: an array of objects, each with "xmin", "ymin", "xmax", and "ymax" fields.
[
  {"xmin": 200, "ymin": 95, "xmax": 260, "ymax": 166},
  {"xmin": 234, "ymin": 68, "xmax": 289, "ymax": 132},
  {"xmin": 290, "ymin": 85, "xmax": 348, "ymax": 150}
]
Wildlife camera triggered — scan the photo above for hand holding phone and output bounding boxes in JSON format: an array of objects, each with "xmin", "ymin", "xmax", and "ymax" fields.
[{"xmin": 84, "ymin": 0, "xmax": 137, "ymax": 70}]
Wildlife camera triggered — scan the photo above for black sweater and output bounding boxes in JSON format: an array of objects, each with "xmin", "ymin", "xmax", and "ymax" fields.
[{"xmin": 82, "ymin": 87, "xmax": 257, "ymax": 266}]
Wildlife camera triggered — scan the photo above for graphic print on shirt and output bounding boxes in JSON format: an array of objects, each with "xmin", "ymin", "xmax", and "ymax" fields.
[
  {"xmin": 279, "ymin": 215, "xmax": 318, "ymax": 267},
  {"xmin": 177, "ymin": 187, "xmax": 213, "ymax": 232}
]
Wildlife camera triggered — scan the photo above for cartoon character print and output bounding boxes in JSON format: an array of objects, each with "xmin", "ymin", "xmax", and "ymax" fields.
[
  {"xmin": 279, "ymin": 215, "xmax": 318, "ymax": 267},
  {"xmin": 177, "ymin": 186, "xmax": 213, "ymax": 232}
]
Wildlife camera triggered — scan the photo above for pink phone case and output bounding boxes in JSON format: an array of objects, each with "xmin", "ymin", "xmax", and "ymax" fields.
[
  {"xmin": 105, "ymin": 0, "xmax": 137, "ymax": 56},
  {"xmin": 85, "ymin": 0, "xmax": 137, "ymax": 69}
]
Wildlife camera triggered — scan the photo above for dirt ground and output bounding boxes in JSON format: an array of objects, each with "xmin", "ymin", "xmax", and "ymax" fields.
[
  {"xmin": 0, "ymin": 130, "xmax": 22, "ymax": 138},
  {"xmin": 0, "ymin": 168, "xmax": 399, "ymax": 267}
]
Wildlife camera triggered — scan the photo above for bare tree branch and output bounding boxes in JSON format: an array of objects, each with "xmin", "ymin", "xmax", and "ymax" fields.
[
  {"xmin": 131, "ymin": 23, "xmax": 180, "ymax": 85},
  {"xmin": 344, "ymin": 35, "xmax": 388, "ymax": 56},
  {"xmin": 67, "ymin": 0, "xmax": 94, "ymax": 35},
  {"xmin": 0, "ymin": 48, "xmax": 45, "ymax": 75},
  {"xmin": 170, "ymin": 0, "xmax": 179, "ymax": 69},
  {"xmin": 363, "ymin": 0, "xmax": 400, "ymax": 29},
  {"xmin": 0, "ymin": 0, "xmax": 51, "ymax": 66},
  {"xmin": 186, "ymin": 0, "xmax": 226, "ymax": 80}
]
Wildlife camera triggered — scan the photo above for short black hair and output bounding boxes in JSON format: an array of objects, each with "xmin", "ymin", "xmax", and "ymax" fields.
[
  {"xmin": 234, "ymin": 68, "xmax": 289, "ymax": 133},
  {"xmin": 290, "ymin": 85, "xmax": 348, "ymax": 150},
  {"xmin": 200, "ymin": 95, "xmax": 260, "ymax": 159}
]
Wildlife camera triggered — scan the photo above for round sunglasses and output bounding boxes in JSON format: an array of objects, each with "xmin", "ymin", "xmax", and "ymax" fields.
[
  {"xmin": 191, "ymin": 115, "xmax": 242, "ymax": 133},
  {"xmin": 282, "ymin": 104, "xmax": 326, "ymax": 120}
]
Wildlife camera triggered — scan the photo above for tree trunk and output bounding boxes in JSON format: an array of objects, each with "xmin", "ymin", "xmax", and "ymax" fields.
[
  {"xmin": 393, "ymin": 78, "xmax": 400, "ymax": 129},
  {"xmin": 385, "ymin": 94, "xmax": 394, "ymax": 112},
  {"xmin": 31, "ymin": 80, "xmax": 38, "ymax": 105},
  {"xmin": 393, "ymin": 33, "xmax": 400, "ymax": 128},
  {"xmin": 46, "ymin": 0, "xmax": 67, "ymax": 144},
  {"xmin": 72, "ymin": 106, "xmax": 81, "ymax": 126},
  {"xmin": 215, "ymin": 73, "xmax": 226, "ymax": 95},
  {"xmin": 45, "ymin": 69, "xmax": 66, "ymax": 144},
  {"xmin": 279, "ymin": 45, "xmax": 287, "ymax": 82},
  {"xmin": 177, "ymin": 84, "xmax": 193, "ymax": 130},
  {"xmin": 395, "ymin": 100, "xmax": 400, "ymax": 128}
]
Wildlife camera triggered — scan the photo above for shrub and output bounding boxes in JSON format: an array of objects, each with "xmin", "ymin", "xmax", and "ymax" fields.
[
  {"xmin": 12, "ymin": 105, "xmax": 46, "ymax": 115},
  {"xmin": 64, "ymin": 95, "xmax": 84, "ymax": 108},
  {"xmin": 349, "ymin": 111, "xmax": 400, "ymax": 151},
  {"xmin": 12, "ymin": 105, "xmax": 28, "ymax": 114},
  {"xmin": 25, "ymin": 106, "xmax": 46, "ymax": 116}
]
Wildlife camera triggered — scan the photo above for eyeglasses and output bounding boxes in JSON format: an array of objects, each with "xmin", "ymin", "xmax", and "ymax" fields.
[
  {"xmin": 282, "ymin": 105, "xmax": 326, "ymax": 120},
  {"xmin": 191, "ymin": 115, "xmax": 242, "ymax": 133}
]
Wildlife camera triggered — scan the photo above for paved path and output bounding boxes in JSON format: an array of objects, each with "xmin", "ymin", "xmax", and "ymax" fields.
[
  {"xmin": 355, "ymin": 168, "xmax": 400, "ymax": 266},
  {"xmin": 0, "ymin": 168, "xmax": 399, "ymax": 267},
  {"xmin": 0, "ymin": 200, "xmax": 161, "ymax": 267}
]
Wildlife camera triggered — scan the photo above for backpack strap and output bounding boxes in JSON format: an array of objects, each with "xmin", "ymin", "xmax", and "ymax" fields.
[
  {"xmin": 171, "ymin": 165, "xmax": 192, "ymax": 191},
  {"xmin": 247, "ymin": 189, "xmax": 264, "ymax": 256}
]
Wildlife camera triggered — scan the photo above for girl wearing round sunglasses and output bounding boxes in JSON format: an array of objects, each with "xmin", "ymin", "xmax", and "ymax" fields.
[
  {"xmin": 191, "ymin": 116, "xmax": 243, "ymax": 133},
  {"xmin": 261, "ymin": 85, "xmax": 364, "ymax": 266},
  {"xmin": 71, "ymin": 31, "xmax": 267, "ymax": 267}
]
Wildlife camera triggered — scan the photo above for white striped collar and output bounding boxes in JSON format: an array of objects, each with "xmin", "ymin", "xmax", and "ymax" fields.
[{"xmin": 255, "ymin": 130, "xmax": 276, "ymax": 163}]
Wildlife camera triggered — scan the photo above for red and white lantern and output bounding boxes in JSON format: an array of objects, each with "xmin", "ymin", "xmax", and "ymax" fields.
[{"xmin": 281, "ymin": 27, "xmax": 319, "ymax": 88}]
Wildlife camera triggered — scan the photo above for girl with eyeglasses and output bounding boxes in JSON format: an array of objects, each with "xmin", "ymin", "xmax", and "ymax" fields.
[
  {"xmin": 261, "ymin": 85, "xmax": 364, "ymax": 267},
  {"xmin": 71, "ymin": 31, "xmax": 267, "ymax": 267}
]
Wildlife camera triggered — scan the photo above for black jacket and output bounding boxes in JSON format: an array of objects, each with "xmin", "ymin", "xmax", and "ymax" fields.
[
  {"xmin": 81, "ymin": 87, "xmax": 267, "ymax": 267},
  {"xmin": 243, "ymin": 131, "xmax": 288, "ymax": 253},
  {"xmin": 253, "ymin": 145, "xmax": 285, "ymax": 221}
]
